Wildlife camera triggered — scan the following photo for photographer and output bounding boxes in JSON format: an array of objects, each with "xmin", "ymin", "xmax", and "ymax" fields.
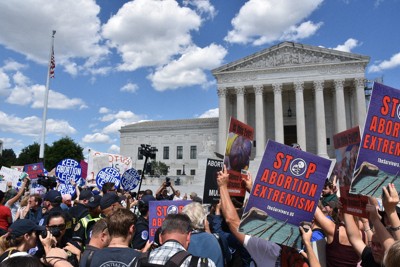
[
  {"xmin": 0, "ymin": 219, "xmax": 45, "ymax": 261},
  {"xmin": 155, "ymin": 178, "xmax": 176, "ymax": 201}
]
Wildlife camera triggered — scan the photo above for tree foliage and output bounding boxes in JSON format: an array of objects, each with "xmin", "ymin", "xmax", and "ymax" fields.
[
  {"xmin": 13, "ymin": 137, "xmax": 84, "ymax": 171},
  {"xmin": 0, "ymin": 149, "xmax": 17, "ymax": 167},
  {"xmin": 45, "ymin": 137, "xmax": 84, "ymax": 170},
  {"xmin": 151, "ymin": 161, "xmax": 170, "ymax": 176}
]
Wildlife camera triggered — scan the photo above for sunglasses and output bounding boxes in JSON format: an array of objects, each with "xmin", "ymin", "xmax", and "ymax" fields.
[{"xmin": 47, "ymin": 224, "xmax": 66, "ymax": 231}]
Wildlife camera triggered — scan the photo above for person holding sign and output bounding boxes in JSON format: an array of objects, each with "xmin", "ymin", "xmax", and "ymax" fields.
[{"xmin": 216, "ymin": 165, "xmax": 281, "ymax": 267}]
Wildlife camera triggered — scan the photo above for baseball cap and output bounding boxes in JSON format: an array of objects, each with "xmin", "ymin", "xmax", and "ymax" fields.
[
  {"xmin": 100, "ymin": 192, "xmax": 120, "ymax": 210},
  {"xmin": 87, "ymin": 195, "xmax": 102, "ymax": 209},
  {"xmin": 45, "ymin": 190, "xmax": 62, "ymax": 203},
  {"xmin": 79, "ymin": 189, "xmax": 94, "ymax": 200},
  {"xmin": 9, "ymin": 219, "xmax": 45, "ymax": 238},
  {"xmin": 140, "ymin": 195, "xmax": 156, "ymax": 206}
]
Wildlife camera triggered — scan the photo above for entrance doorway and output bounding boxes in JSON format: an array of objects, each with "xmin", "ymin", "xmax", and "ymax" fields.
[{"xmin": 284, "ymin": 125, "xmax": 297, "ymax": 146}]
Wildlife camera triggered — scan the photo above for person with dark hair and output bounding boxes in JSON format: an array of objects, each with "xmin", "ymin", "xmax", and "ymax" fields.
[
  {"xmin": 0, "ymin": 191, "xmax": 11, "ymax": 237},
  {"xmin": 25, "ymin": 194, "xmax": 43, "ymax": 224},
  {"xmin": 0, "ymin": 255, "xmax": 43, "ymax": 267},
  {"xmin": 101, "ymin": 182, "xmax": 116, "ymax": 195},
  {"xmin": 134, "ymin": 213, "xmax": 215, "ymax": 266},
  {"xmin": 99, "ymin": 192, "xmax": 122, "ymax": 217},
  {"xmin": 89, "ymin": 209, "xmax": 140, "ymax": 266},
  {"xmin": 131, "ymin": 195, "xmax": 155, "ymax": 250},
  {"xmin": 79, "ymin": 219, "xmax": 110, "ymax": 267},
  {"xmin": 0, "ymin": 219, "xmax": 45, "ymax": 261}
]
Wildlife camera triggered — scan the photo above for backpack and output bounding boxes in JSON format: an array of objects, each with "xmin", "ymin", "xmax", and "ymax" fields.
[{"xmin": 130, "ymin": 250, "xmax": 209, "ymax": 267}]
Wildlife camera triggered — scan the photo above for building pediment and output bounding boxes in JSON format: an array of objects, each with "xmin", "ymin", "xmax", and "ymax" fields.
[{"xmin": 212, "ymin": 42, "xmax": 369, "ymax": 74}]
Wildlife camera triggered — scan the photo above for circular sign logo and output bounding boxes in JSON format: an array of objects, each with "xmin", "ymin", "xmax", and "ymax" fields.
[
  {"xmin": 289, "ymin": 158, "xmax": 307, "ymax": 176},
  {"xmin": 121, "ymin": 168, "xmax": 141, "ymax": 191},
  {"xmin": 96, "ymin": 167, "xmax": 121, "ymax": 189},
  {"xmin": 167, "ymin": 205, "xmax": 179, "ymax": 214},
  {"xmin": 55, "ymin": 159, "xmax": 82, "ymax": 184}
]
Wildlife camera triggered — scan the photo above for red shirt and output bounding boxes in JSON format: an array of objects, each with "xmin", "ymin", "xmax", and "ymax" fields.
[{"xmin": 0, "ymin": 205, "xmax": 11, "ymax": 230}]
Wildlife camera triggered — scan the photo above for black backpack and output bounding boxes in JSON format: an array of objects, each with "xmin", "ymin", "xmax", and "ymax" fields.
[{"xmin": 130, "ymin": 250, "xmax": 209, "ymax": 267}]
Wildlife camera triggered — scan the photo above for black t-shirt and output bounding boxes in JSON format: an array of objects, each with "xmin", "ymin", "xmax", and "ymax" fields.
[
  {"xmin": 361, "ymin": 246, "xmax": 381, "ymax": 267},
  {"xmin": 90, "ymin": 247, "xmax": 142, "ymax": 267},
  {"xmin": 132, "ymin": 216, "xmax": 149, "ymax": 250}
]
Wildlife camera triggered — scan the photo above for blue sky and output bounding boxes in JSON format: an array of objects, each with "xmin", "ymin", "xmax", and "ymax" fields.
[{"xmin": 0, "ymin": 0, "xmax": 399, "ymax": 158}]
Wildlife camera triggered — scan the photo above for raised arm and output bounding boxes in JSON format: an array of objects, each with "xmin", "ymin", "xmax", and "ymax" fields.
[
  {"xmin": 300, "ymin": 225, "xmax": 321, "ymax": 267},
  {"xmin": 217, "ymin": 165, "xmax": 245, "ymax": 245},
  {"xmin": 382, "ymin": 184, "xmax": 400, "ymax": 241},
  {"xmin": 314, "ymin": 206, "xmax": 335, "ymax": 240},
  {"xmin": 6, "ymin": 178, "xmax": 28, "ymax": 207},
  {"xmin": 366, "ymin": 197, "xmax": 394, "ymax": 251},
  {"xmin": 343, "ymin": 213, "xmax": 366, "ymax": 257}
]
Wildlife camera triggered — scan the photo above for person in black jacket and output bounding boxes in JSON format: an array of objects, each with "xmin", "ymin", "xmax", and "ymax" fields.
[{"xmin": 131, "ymin": 195, "xmax": 155, "ymax": 249}]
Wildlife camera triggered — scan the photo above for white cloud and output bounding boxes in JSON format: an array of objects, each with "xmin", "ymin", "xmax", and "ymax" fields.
[
  {"xmin": 225, "ymin": 0, "xmax": 323, "ymax": 45},
  {"xmin": 82, "ymin": 133, "xmax": 111, "ymax": 144},
  {"xmin": 102, "ymin": 0, "xmax": 201, "ymax": 71},
  {"xmin": 97, "ymin": 110, "xmax": 147, "ymax": 134},
  {"xmin": 0, "ymin": 71, "xmax": 10, "ymax": 95},
  {"xmin": 120, "ymin": 82, "xmax": 138, "ymax": 93},
  {"xmin": 183, "ymin": 0, "xmax": 217, "ymax": 19},
  {"xmin": 7, "ymin": 83, "xmax": 87, "ymax": 110},
  {"xmin": 99, "ymin": 107, "xmax": 110, "ymax": 114},
  {"xmin": 148, "ymin": 44, "xmax": 227, "ymax": 91},
  {"xmin": 199, "ymin": 108, "xmax": 219, "ymax": 118},
  {"xmin": 0, "ymin": 0, "xmax": 109, "ymax": 76},
  {"xmin": 1, "ymin": 59, "xmax": 26, "ymax": 72},
  {"xmin": 0, "ymin": 110, "xmax": 76, "ymax": 136},
  {"xmin": 107, "ymin": 144, "xmax": 120, "ymax": 154},
  {"xmin": 100, "ymin": 110, "xmax": 142, "ymax": 122},
  {"xmin": 198, "ymin": 108, "xmax": 219, "ymax": 118},
  {"xmin": 0, "ymin": 137, "xmax": 24, "ymax": 150},
  {"xmin": 333, "ymin": 38, "xmax": 360, "ymax": 52},
  {"xmin": 369, "ymin": 52, "xmax": 400, "ymax": 73}
]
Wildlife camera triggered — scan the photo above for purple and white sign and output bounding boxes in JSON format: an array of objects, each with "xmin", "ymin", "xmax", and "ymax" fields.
[
  {"xmin": 96, "ymin": 167, "xmax": 121, "ymax": 189},
  {"xmin": 239, "ymin": 140, "xmax": 332, "ymax": 248},
  {"xmin": 55, "ymin": 159, "xmax": 82, "ymax": 184},
  {"xmin": 121, "ymin": 168, "xmax": 141, "ymax": 191}
]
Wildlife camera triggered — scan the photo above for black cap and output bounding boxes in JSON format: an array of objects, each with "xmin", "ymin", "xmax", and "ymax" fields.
[
  {"xmin": 9, "ymin": 219, "xmax": 45, "ymax": 237},
  {"xmin": 140, "ymin": 195, "xmax": 156, "ymax": 207},
  {"xmin": 87, "ymin": 195, "xmax": 102, "ymax": 209},
  {"xmin": 100, "ymin": 192, "xmax": 120, "ymax": 210},
  {"xmin": 45, "ymin": 190, "xmax": 62, "ymax": 203},
  {"xmin": 79, "ymin": 189, "xmax": 94, "ymax": 200}
]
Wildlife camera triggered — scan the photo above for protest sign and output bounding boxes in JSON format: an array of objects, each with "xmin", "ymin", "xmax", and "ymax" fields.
[
  {"xmin": 96, "ymin": 167, "xmax": 121, "ymax": 189},
  {"xmin": 239, "ymin": 140, "xmax": 332, "ymax": 248},
  {"xmin": 24, "ymin": 163, "xmax": 45, "ymax": 179},
  {"xmin": 350, "ymin": 83, "xmax": 400, "ymax": 197},
  {"xmin": 58, "ymin": 183, "xmax": 76, "ymax": 197},
  {"xmin": 333, "ymin": 127, "xmax": 368, "ymax": 217},
  {"xmin": 202, "ymin": 158, "xmax": 223, "ymax": 204},
  {"xmin": 224, "ymin": 117, "xmax": 254, "ymax": 198},
  {"xmin": 55, "ymin": 158, "xmax": 82, "ymax": 184},
  {"xmin": 87, "ymin": 150, "xmax": 132, "ymax": 186},
  {"xmin": 121, "ymin": 168, "xmax": 141, "ymax": 191},
  {"xmin": 0, "ymin": 166, "xmax": 26, "ymax": 187},
  {"xmin": 148, "ymin": 200, "xmax": 191, "ymax": 241}
]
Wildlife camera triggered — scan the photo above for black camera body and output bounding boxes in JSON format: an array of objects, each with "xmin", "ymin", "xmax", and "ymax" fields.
[
  {"xmin": 40, "ymin": 227, "xmax": 61, "ymax": 239},
  {"xmin": 37, "ymin": 175, "xmax": 57, "ymax": 190},
  {"xmin": 165, "ymin": 177, "xmax": 171, "ymax": 187}
]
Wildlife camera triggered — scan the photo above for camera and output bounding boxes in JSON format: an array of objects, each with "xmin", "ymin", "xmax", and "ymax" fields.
[
  {"xmin": 165, "ymin": 177, "xmax": 171, "ymax": 187},
  {"xmin": 37, "ymin": 174, "xmax": 57, "ymax": 190},
  {"xmin": 40, "ymin": 227, "xmax": 61, "ymax": 239}
]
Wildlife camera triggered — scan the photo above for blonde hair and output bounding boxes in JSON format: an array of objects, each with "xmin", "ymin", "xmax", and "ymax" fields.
[
  {"xmin": 182, "ymin": 202, "xmax": 206, "ymax": 230},
  {"xmin": 384, "ymin": 240, "xmax": 400, "ymax": 267}
]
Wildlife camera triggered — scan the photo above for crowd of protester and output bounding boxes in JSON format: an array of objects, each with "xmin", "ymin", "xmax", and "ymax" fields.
[{"xmin": 0, "ymin": 167, "xmax": 399, "ymax": 267}]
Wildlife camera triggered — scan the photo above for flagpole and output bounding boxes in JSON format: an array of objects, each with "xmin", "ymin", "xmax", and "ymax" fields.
[{"xmin": 39, "ymin": 30, "xmax": 56, "ymax": 162}]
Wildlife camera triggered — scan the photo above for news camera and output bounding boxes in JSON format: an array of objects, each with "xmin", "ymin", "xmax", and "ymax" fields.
[
  {"xmin": 139, "ymin": 144, "xmax": 158, "ymax": 159},
  {"xmin": 165, "ymin": 177, "xmax": 171, "ymax": 187},
  {"xmin": 37, "ymin": 174, "xmax": 57, "ymax": 190}
]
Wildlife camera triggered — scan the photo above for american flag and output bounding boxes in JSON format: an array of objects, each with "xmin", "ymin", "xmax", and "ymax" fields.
[{"xmin": 49, "ymin": 47, "xmax": 55, "ymax": 78}]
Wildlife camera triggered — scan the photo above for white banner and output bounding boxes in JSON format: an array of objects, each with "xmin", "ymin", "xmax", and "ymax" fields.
[{"xmin": 87, "ymin": 150, "xmax": 132, "ymax": 187}]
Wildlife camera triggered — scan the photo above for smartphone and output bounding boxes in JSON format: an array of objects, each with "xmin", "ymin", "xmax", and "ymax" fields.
[{"xmin": 300, "ymin": 221, "xmax": 312, "ymax": 232}]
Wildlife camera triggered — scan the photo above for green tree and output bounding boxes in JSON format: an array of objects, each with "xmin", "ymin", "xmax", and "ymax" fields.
[
  {"xmin": 16, "ymin": 143, "xmax": 45, "ymax": 166},
  {"xmin": 45, "ymin": 137, "xmax": 84, "ymax": 170},
  {"xmin": 151, "ymin": 161, "xmax": 170, "ymax": 176},
  {"xmin": 0, "ymin": 149, "xmax": 17, "ymax": 167}
]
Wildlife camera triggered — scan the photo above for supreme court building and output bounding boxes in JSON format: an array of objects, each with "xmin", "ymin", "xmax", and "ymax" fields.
[{"xmin": 120, "ymin": 42, "xmax": 370, "ymax": 177}]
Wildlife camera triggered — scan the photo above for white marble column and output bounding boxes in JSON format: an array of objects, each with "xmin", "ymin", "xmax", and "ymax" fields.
[
  {"xmin": 334, "ymin": 79, "xmax": 347, "ymax": 132},
  {"xmin": 218, "ymin": 87, "xmax": 227, "ymax": 154},
  {"xmin": 273, "ymin": 83, "xmax": 284, "ymax": 144},
  {"xmin": 236, "ymin": 86, "xmax": 246, "ymax": 122},
  {"xmin": 294, "ymin": 81, "xmax": 306, "ymax": 150},
  {"xmin": 354, "ymin": 77, "xmax": 367, "ymax": 132},
  {"xmin": 314, "ymin": 80, "xmax": 328, "ymax": 158},
  {"xmin": 254, "ymin": 85, "xmax": 265, "ymax": 157}
]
